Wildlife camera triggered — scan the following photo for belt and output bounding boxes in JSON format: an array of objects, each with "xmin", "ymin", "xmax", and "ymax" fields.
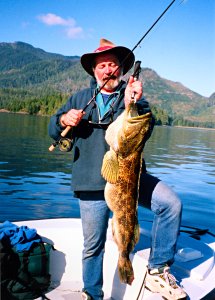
[{"xmin": 78, "ymin": 190, "xmax": 105, "ymax": 200}]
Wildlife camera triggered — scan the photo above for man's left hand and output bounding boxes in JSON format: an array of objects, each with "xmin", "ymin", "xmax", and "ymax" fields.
[{"xmin": 124, "ymin": 76, "xmax": 143, "ymax": 107}]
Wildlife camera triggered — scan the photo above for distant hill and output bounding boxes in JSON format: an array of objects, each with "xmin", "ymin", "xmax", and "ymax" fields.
[
  {"xmin": 0, "ymin": 41, "xmax": 214, "ymax": 127},
  {"xmin": 0, "ymin": 41, "xmax": 79, "ymax": 71}
]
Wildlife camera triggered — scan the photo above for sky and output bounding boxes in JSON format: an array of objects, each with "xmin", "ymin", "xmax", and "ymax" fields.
[{"xmin": 0, "ymin": 0, "xmax": 214, "ymax": 97}]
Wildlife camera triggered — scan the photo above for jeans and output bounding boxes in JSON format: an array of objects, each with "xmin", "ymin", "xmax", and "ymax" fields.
[
  {"xmin": 79, "ymin": 199, "xmax": 110, "ymax": 300},
  {"xmin": 148, "ymin": 181, "xmax": 182, "ymax": 269},
  {"xmin": 79, "ymin": 180, "xmax": 182, "ymax": 299}
]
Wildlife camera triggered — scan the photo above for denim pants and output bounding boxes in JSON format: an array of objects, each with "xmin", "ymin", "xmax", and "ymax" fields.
[
  {"xmin": 79, "ymin": 180, "xmax": 182, "ymax": 299},
  {"xmin": 79, "ymin": 198, "xmax": 110, "ymax": 300}
]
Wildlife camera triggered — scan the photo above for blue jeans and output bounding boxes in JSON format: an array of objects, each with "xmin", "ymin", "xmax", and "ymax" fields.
[
  {"xmin": 79, "ymin": 199, "xmax": 110, "ymax": 300},
  {"xmin": 79, "ymin": 180, "xmax": 182, "ymax": 299},
  {"xmin": 147, "ymin": 181, "xmax": 182, "ymax": 269}
]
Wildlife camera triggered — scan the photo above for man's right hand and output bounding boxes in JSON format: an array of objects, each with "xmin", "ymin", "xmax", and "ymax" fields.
[{"xmin": 60, "ymin": 109, "xmax": 85, "ymax": 127}]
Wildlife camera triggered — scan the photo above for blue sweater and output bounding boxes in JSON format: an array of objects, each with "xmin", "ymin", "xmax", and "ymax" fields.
[
  {"xmin": 0, "ymin": 221, "xmax": 41, "ymax": 252},
  {"xmin": 48, "ymin": 78, "xmax": 153, "ymax": 193}
]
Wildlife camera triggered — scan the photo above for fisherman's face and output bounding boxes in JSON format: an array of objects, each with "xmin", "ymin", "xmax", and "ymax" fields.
[{"xmin": 93, "ymin": 53, "xmax": 122, "ymax": 92}]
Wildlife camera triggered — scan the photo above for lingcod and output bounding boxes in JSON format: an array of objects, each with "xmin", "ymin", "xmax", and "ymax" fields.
[{"xmin": 101, "ymin": 102, "xmax": 152, "ymax": 285}]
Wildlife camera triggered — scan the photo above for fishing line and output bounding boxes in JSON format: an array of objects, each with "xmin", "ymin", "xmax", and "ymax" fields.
[
  {"xmin": 131, "ymin": 0, "xmax": 176, "ymax": 53},
  {"xmin": 96, "ymin": 0, "xmax": 178, "ymax": 94},
  {"xmin": 136, "ymin": 268, "xmax": 147, "ymax": 300},
  {"xmin": 138, "ymin": 219, "xmax": 215, "ymax": 237}
]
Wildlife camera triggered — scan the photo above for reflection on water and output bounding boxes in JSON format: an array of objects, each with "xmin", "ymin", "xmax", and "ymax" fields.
[
  {"xmin": 0, "ymin": 113, "xmax": 215, "ymax": 231},
  {"xmin": 142, "ymin": 126, "xmax": 215, "ymax": 230},
  {"xmin": 0, "ymin": 113, "xmax": 80, "ymax": 221}
]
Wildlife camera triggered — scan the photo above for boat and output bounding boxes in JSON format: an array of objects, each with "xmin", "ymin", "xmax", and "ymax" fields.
[{"xmin": 13, "ymin": 218, "xmax": 215, "ymax": 300}]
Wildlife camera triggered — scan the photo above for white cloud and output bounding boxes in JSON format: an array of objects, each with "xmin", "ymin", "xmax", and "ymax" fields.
[
  {"xmin": 37, "ymin": 13, "xmax": 75, "ymax": 26},
  {"xmin": 65, "ymin": 26, "xmax": 83, "ymax": 39},
  {"xmin": 37, "ymin": 13, "xmax": 84, "ymax": 39}
]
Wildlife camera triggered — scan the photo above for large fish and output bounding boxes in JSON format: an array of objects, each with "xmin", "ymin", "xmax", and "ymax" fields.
[{"xmin": 101, "ymin": 102, "xmax": 152, "ymax": 285}]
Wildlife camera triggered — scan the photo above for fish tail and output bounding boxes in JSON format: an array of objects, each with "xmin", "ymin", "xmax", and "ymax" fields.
[{"xmin": 118, "ymin": 254, "xmax": 134, "ymax": 285}]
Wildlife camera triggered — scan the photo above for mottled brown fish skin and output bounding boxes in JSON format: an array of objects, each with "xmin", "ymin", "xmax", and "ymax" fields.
[
  {"xmin": 102, "ymin": 103, "xmax": 152, "ymax": 285},
  {"xmin": 105, "ymin": 151, "xmax": 142, "ymax": 285}
]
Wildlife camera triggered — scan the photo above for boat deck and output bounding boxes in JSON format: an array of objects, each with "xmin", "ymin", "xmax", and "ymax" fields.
[{"xmin": 15, "ymin": 218, "xmax": 215, "ymax": 300}]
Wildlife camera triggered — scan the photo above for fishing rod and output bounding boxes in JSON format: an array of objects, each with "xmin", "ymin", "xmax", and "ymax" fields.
[
  {"xmin": 49, "ymin": 61, "xmax": 141, "ymax": 152},
  {"xmin": 49, "ymin": 0, "xmax": 177, "ymax": 152}
]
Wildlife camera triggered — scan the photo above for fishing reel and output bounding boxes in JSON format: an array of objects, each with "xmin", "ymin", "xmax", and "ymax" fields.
[
  {"xmin": 58, "ymin": 137, "xmax": 73, "ymax": 152},
  {"xmin": 49, "ymin": 126, "xmax": 74, "ymax": 152},
  {"xmin": 49, "ymin": 136, "xmax": 73, "ymax": 152}
]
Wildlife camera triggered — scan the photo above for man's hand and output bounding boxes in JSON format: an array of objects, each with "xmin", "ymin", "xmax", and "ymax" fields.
[
  {"xmin": 124, "ymin": 76, "xmax": 143, "ymax": 107},
  {"xmin": 60, "ymin": 109, "xmax": 85, "ymax": 127}
]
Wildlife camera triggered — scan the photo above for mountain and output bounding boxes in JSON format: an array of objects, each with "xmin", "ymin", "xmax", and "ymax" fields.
[
  {"xmin": 0, "ymin": 41, "xmax": 214, "ymax": 127},
  {"xmin": 0, "ymin": 41, "xmax": 79, "ymax": 71},
  {"xmin": 0, "ymin": 41, "xmax": 81, "ymax": 89},
  {"xmin": 138, "ymin": 69, "xmax": 214, "ymax": 126}
]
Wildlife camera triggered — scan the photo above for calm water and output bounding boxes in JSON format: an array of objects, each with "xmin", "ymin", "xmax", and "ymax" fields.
[{"xmin": 0, "ymin": 113, "xmax": 215, "ymax": 232}]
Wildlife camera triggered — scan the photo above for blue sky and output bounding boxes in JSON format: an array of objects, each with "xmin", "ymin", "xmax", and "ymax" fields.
[{"xmin": 0, "ymin": 0, "xmax": 214, "ymax": 97}]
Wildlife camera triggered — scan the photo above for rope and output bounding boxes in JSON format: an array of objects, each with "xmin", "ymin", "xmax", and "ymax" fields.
[{"xmin": 136, "ymin": 267, "xmax": 148, "ymax": 300}]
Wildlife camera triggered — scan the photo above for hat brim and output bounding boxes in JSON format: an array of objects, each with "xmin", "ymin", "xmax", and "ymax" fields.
[{"xmin": 81, "ymin": 46, "xmax": 135, "ymax": 76}]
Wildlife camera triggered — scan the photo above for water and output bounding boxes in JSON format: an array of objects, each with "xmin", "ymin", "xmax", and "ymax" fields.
[{"xmin": 0, "ymin": 113, "xmax": 215, "ymax": 233}]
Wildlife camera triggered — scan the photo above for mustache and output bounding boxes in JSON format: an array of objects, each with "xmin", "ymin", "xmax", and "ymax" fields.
[{"xmin": 103, "ymin": 74, "xmax": 118, "ymax": 81}]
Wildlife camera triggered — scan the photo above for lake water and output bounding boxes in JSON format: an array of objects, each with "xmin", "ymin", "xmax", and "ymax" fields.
[{"xmin": 0, "ymin": 112, "xmax": 215, "ymax": 233}]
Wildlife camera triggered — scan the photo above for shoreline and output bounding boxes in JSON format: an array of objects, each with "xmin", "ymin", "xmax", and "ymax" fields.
[
  {"xmin": 1, "ymin": 110, "xmax": 214, "ymax": 130},
  {"xmin": 174, "ymin": 125, "xmax": 215, "ymax": 131},
  {"xmin": 0, "ymin": 109, "xmax": 29, "ymax": 115},
  {"xmin": 0, "ymin": 109, "xmax": 47, "ymax": 117}
]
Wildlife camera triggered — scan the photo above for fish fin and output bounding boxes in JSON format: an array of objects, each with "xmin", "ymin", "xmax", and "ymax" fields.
[
  {"xmin": 101, "ymin": 150, "xmax": 119, "ymax": 183},
  {"xmin": 118, "ymin": 254, "xmax": 134, "ymax": 285}
]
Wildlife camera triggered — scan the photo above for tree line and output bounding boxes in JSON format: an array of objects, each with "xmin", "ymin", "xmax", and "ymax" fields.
[{"xmin": 1, "ymin": 87, "xmax": 214, "ymax": 128}]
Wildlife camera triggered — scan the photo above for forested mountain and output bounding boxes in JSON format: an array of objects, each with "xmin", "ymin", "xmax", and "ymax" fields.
[{"xmin": 0, "ymin": 41, "xmax": 214, "ymax": 128}]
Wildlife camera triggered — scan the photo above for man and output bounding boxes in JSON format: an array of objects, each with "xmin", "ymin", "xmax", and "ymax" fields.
[{"xmin": 49, "ymin": 39, "xmax": 187, "ymax": 300}]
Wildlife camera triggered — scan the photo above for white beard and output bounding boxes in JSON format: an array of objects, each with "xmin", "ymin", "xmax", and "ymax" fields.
[{"xmin": 95, "ymin": 74, "xmax": 122, "ymax": 92}]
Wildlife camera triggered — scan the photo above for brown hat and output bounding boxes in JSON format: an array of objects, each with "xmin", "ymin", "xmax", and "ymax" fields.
[{"xmin": 81, "ymin": 38, "xmax": 135, "ymax": 76}]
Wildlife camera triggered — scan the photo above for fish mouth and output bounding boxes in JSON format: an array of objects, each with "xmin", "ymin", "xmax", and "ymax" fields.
[
  {"xmin": 127, "ymin": 109, "xmax": 146, "ymax": 120},
  {"xmin": 127, "ymin": 114, "xmax": 146, "ymax": 121},
  {"xmin": 126, "ymin": 102, "xmax": 150, "ymax": 120}
]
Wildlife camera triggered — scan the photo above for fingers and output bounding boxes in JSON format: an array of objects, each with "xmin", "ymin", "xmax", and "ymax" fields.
[
  {"xmin": 61, "ymin": 109, "xmax": 85, "ymax": 127},
  {"xmin": 124, "ymin": 76, "xmax": 143, "ymax": 106},
  {"xmin": 128, "ymin": 76, "xmax": 142, "ymax": 98},
  {"xmin": 67, "ymin": 109, "xmax": 85, "ymax": 126},
  {"xmin": 128, "ymin": 75, "xmax": 135, "ymax": 85}
]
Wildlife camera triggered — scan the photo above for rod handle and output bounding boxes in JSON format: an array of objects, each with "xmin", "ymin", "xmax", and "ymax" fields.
[
  {"xmin": 49, "ymin": 144, "xmax": 56, "ymax": 152},
  {"xmin": 132, "ymin": 61, "xmax": 141, "ymax": 80},
  {"xmin": 131, "ymin": 61, "xmax": 141, "ymax": 102},
  {"xmin": 61, "ymin": 125, "xmax": 72, "ymax": 137}
]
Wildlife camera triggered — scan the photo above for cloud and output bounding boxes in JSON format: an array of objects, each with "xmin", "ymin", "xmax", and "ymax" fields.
[
  {"xmin": 37, "ymin": 13, "xmax": 84, "ymax": 39},
  {"xmin": 37, "ymin": 13, "xmax": 75, "ymax": 26},
  {"xmin": 65, "ymin": 26, "xmax": 83, "ymax": 39}
]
